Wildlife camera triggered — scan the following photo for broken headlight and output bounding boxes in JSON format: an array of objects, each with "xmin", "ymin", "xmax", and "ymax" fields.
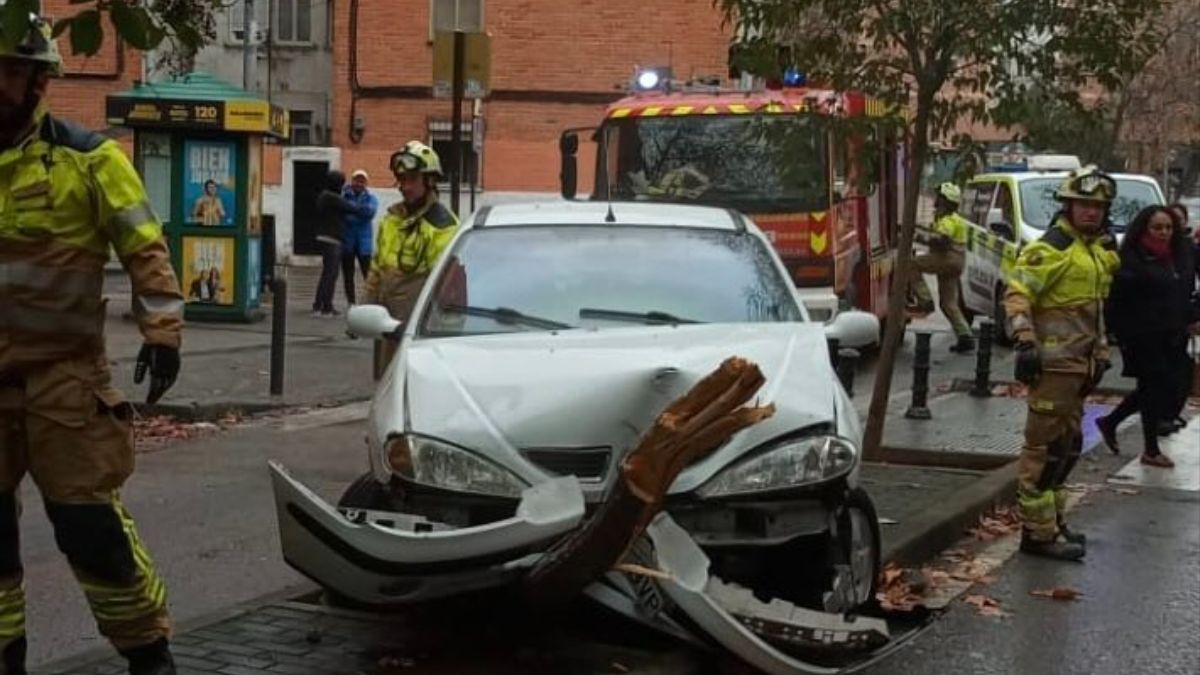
[
  {"xmin": 387, "ymin": 434, "xmax": 528, "ymax": 498},
  {"xmin": 696, "ymin": 435, "xmax": 858, "ymax": 498}
]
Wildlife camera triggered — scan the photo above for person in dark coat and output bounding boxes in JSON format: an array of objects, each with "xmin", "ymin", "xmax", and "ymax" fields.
[
  {"xmin": 1096, "ymin": 205, "xmax": 1199, "ymax": 467},
  {"xmin": 312, "ymin": 170, "xmax": 371, "ymax": 317}
]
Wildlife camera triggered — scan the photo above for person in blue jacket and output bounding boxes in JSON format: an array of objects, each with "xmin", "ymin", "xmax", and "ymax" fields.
[{"xmin": 341, "ymin": 169, "xmax": 379, "ymax": 305}]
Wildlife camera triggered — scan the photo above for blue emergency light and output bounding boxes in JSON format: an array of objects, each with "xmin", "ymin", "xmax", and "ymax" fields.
[{"xmin": 782, "ymin": 67, "xmax": 806, "ymax": 87}]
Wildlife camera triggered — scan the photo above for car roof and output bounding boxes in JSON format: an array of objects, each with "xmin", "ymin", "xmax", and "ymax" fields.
[
  {"xmin": 471, "ymin": 200, "xmax": 746, "ymax": 231},
  {"xmin": 970, "ymin": 172, "xmax": 1161, "ymax": 184}
]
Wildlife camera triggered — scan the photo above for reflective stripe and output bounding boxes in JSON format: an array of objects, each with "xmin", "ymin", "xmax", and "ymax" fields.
[
  {"xmin": 0, "ymin": 305, "xmax": 101, "ymax": 336},
  {"xmin": 77, "ymin": 498, "xmax": 167, "ymax": 624},
  {"xmin": 106, "ymin": 201, "xmax": 157, "ymax": 234},
  {"xmin": 0, "ymin": 585, "xmax": 24, "ymax": 638},
  {"xmin": 0, "ymin": 260, "xmax": 101, "ymax": 296},
  {"xmin": 134, "ymin": 294, "xmax": 184, "ymax": 318},
  {"xmin": 1018, "ymin": 490, "xmax": 1058, "ymax": 539}
]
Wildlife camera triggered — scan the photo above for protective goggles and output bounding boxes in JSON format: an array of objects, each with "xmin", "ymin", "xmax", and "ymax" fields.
[
  {"xmin": 390, "ymin": 151, "xmax": 424, "ymax": 174},
  {"xmin": 1069, "ymin": 172, "xmax": 1116, "ymax": 201}
]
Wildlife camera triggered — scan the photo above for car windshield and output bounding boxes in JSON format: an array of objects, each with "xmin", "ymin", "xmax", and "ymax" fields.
[
  {"xmin": 602, "ymin": 115, "xmax": 829, "ymax": 214},
  {"xmin": 418, "ymin": 226, "xmax": 804, "ymax": 337},
  {"xmin": 1019, "ymin": 177, "xmax": 1162, "ymax": 232}
]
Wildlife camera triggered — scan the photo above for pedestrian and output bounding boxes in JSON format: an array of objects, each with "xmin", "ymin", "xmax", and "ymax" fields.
[
  {"xmin": 312, "ymin": 169, "xmax": 370, "ymax": 317},
  {"xmin": 1004, "ymin": 165, "xmax": 1120, "ymax": 561},
  {"xmin": 1, "ymin": 15, "xmax": 184, "ymax": 674},
  {"xmin": 1097, "ymin": 206, "xmax": 1198, "ymax": 465},
  {"xmin": 365, "ymin": 141, "xmax": 460, "ymax": 376},
  {"xmin": 341, "ymin": 169, "xmax": 379, "ymax": 306},
  {"xmin": 907, "ymin": 182, "xmax": 975, "ymax": 353}
]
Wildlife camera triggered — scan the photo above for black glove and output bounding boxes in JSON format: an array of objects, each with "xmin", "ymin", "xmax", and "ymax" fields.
[
  {"xmin": 134, "ymin": 344, "xmax": 180, "ymax": 405},
  {"xmin": 1014, "ymin": 340, "xmax": 1041, "ymax": 386},
  {"xmin": 1090, "ymin": 359, "xmax": 1111, "ymax": 391}
]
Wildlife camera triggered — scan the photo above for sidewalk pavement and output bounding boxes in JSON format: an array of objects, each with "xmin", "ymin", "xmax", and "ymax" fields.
[{"xmin": 103, "ymin": 267, "xmax": 377, "ymax": 416}]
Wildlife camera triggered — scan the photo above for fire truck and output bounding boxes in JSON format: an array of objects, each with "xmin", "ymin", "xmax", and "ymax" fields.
[{"xmin": 560, "ymin": 72, "xmax": 907, "ymax": 323}]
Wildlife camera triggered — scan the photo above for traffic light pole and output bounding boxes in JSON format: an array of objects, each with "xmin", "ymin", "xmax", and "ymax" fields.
[{"xmin": 450, "ymin": 30, "xmax": 465, "ymax": 215}]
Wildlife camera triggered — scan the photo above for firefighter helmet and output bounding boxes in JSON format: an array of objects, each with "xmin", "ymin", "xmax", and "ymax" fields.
[
  {"xmin": 0, "ymin": 11, "xmax": 63, "ymax": 76},
  {"xmin": 936, "ymin": 182, "xmax": 962, "ymax": 205},
  {"xmin": 390, "ymin": 141, "xmax": 443, "ymax": 177},
  {"xmin": 1055, "ymin": 166, "xmax": 1116, "ymax": 204}
]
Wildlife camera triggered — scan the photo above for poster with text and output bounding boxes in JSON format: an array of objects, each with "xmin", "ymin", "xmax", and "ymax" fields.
[
  {"xmin": 246, "ymin": 139, "xmax": 262, "ymax": 235},
  {"xmin": 184, "ymin": 140, "xmax": 237, "ymax": 227},
  {"xmin": 183, "ymin": 236, "xmax": 235, "ymax": 305}
]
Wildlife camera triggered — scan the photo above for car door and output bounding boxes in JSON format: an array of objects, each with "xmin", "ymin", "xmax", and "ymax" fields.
[{"xmin": 959, "ymin": 180, "xmax": 999, "ymax": 316}]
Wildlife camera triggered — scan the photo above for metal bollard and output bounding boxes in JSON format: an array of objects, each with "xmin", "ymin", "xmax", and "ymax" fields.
[
  {"xmin": 269, "ymin": 278, "xmax": 287, "ymax": 396},
  {"xmin": 970, "ymin": 321, "xmax": 995, "ymax": 397},
  {"xmin": 836, "ymin": 348, "xmax": 859, "ymax": 396},
  {"xmin": 905, "ymin": 332, "xmax": 932, "ymax": 420}
]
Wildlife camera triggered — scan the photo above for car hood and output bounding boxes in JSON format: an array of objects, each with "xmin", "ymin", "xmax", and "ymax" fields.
[{"xmin": 383, "ymin": 323, "xmax": 849, "ymax": 495}]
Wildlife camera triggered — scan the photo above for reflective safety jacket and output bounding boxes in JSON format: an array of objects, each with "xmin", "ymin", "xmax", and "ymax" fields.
[
  {"xmin": 0, "ymin": 110, "xmax": 184, "ymax": 372},
  {"xmin": 1003, "ymin": 216, "xmax": 1119, "ymax": 374},
  {"xmin": 932, "ymin": 212, "xmax": 971, "ymax": 251},
  {"xmin": 364, "ymin": 195, "xmax": 459, "ymax": 320}
]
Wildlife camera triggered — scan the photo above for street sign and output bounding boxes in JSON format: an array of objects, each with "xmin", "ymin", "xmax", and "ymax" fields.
[{"xmin": 432, "ymin": 31, "xmax": 491, "ymax": 99}]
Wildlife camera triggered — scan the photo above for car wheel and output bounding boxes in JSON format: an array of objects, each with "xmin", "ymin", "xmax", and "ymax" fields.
[
  {"xmin": 992, "ymin": 284, "xmax": 1014, "ymax": 347},
  {"xmin": 824, "ymin": 488, "xmax": 881, "ymax": 614},
  {"xmin": 337, "ymin": 472, "xmax": 396, "ymax": 511}
]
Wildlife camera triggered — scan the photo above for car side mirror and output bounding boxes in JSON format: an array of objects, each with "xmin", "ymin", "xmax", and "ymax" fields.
[
  {"xmin": 824, "ymin": 310, "xmax": 880, "ymax": 349},
  {"xmin": 347, "ymin": 304, "xmax": 403, "ymax": 340}
]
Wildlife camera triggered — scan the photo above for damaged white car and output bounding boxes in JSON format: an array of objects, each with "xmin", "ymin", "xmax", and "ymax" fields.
[{"xmin": 271, "ymin": 202, "xmax": 903, "ymax": 674}]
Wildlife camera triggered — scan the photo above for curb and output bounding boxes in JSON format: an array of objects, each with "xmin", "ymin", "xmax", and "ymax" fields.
[
  {"xmin": 948, "ymin": 377, "xmax": 1136, "ymax": 397},
  {"xmin": 880, "ymin": 462, "xmax": 1017, "ymax": 566},
  {"xmin": 134, "ymin": 395, "xmax": 372, "ymax": 422}
]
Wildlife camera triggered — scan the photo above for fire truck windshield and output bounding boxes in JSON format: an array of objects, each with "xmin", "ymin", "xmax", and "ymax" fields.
[{"xmin": 603, "ymin": 114, "xmax": 829, "ymax": 214}]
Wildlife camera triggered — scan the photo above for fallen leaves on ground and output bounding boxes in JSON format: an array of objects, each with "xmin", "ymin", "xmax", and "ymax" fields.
[
  {"xmin": 964, "ymin": 594, "xmax": 1010, "ymax": 618},
  {"xmin": 134, "ymin": 414, "xmax": 237, "ymax": 451},
  {"xmin": 991, "ymin": 383, "xmax": 1028, "ymax": 398},
  {"xmin": 967, "ymin": 504, "xmax": 1022, "ymax": 541},
  {"xmin": 876, "ymin": 562, "xmax": 926, "ymax": 612},
  {"xmin": 1115, "ymin": 488, "xmax": 1141, "ymax": 496},
  {"xmin": 1029, "ymin": 587, "xmax": 1082, "ymax": 602}
]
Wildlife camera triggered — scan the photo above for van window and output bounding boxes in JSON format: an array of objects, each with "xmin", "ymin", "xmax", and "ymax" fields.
[{"xmin": 963, "ymin": 181, "xmax": 997, "ymax": 225}]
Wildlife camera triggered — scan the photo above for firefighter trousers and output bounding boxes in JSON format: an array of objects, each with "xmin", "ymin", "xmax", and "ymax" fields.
[
  {"xmin": 909, "ymin": 251, "xmax": 971, "ymax": 338},
  {"xmin": 0, "ymin": 353, "xmax": 170, "ymax": 654},
  {"xmin": 1017, "ymin": 372, "xmax": 1090, "ymax": 542}
]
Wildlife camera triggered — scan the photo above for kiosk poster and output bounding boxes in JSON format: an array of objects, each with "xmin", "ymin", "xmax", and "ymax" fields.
[
  {"xmin": 184, "ymin": 141, "xmax": 237, "ymax": 227},
  {"xmin": 183, "ymin": 236, "xmax": 235, "ymax": 305}
]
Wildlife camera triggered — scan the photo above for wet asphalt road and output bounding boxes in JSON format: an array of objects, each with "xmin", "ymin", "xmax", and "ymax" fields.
[{"xmin": 862, "ymin": 485, "xmax": 1200, "ymax": 675}]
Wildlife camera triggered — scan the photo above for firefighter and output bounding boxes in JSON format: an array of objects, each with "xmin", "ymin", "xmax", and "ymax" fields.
[
  {"xmin": 1, "ymin": 14, "xmax": 183, "ymax": 675},
  {"xmin": 364, "ymin": 141, "xmax": 460, "ymax": 376},
  {"xmin": 909, "ymin": 182, "xmax": 975, "ymax": 353},
  {"xmin": 1004, "ymin": 166, "xmax": 1119, "ymax": 561}
]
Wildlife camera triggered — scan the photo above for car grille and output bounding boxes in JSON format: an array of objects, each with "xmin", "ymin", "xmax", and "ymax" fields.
[{"xmin": 523, "ymin": 447, "xmax": 612, "ymax": 483}]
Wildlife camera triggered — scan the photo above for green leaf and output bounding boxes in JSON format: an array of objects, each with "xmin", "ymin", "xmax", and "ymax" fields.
[
  {"xmin": 0, "ymin": 0, "xmax": 37, "ymax": 50},
  {"xmin": 110, "ymin": 1, "xmax": 161, "ymax": 50},
  {"xmin": 68, "ymin": 9, "xmax": 102, "ymax": 55}
]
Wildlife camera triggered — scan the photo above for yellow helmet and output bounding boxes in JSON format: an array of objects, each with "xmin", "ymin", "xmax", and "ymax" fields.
[
  {"xmin": 936, "ymin": 182, "xmax": 962, "ymax": 204},
  {"xmin": 0, "ymin": 11, "xmax": 63, "ymax": 76},
  {"xmin": 1055, "ymin": 165, "xmax": 1116, "ymax": 204},
  {"xmin": 390, "ymin": 140, "xmax": 443, "ymax": 177}
]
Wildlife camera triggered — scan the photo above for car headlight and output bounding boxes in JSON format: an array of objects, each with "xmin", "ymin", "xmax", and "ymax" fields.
[
  {"xmin": 697, "ymin": 435, "xmax": 859, "ymax": 498},
  {"xmin": 386, "ymin": 434, "xmax": 528, "ymax": 498}
]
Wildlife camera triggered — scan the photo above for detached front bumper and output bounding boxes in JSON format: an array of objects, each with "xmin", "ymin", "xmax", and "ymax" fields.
[{"xmin": 268, "ymin": 461, "xmax": 585, "ymax": 605}]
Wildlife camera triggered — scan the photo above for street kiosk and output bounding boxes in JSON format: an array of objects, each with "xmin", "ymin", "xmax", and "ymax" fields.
[{"xmin": 106, "ymin": 72, "xmax": 289, "ymax": 322}]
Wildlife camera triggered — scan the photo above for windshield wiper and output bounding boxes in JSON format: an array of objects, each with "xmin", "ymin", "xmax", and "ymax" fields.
[
  {"xmin": 440, "ymin": 304, "xmax": 573, "ymax": 330},
  {"xmin": 579, "ymin": 307, "xmax": 702, "ymax": 325}
]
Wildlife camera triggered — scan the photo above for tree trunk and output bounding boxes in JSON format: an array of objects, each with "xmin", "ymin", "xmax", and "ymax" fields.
[{"xmin": 861, "ymin": 88, "xmax": 935, "ymax": 461}]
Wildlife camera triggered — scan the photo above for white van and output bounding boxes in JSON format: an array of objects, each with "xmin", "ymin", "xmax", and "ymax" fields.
[{"xmin": 957, "ymin": 170, "xmax": 1166, "ymax": 342}]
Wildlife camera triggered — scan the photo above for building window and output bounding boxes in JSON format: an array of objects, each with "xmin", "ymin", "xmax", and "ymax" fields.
[
  {"xmin": 276, "ymin": 0, "xmax": 312, "ymax": 43},
  {"xmin": 228, "ymin": 0, "xmax": 311, "ymax": 44},
  {"xmin": 429, "ymin": 120, "xmax": 480, "ymax": 188},
  {"xmin": 290, "ymin": 110, "xmax": 314, "ymax": 146},
  {"xmin": 431, "ymin": 0, "xmax": 484, "ymax": 38}
]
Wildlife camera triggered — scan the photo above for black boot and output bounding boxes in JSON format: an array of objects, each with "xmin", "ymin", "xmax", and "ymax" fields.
[
  {"xmin": 1, "ymin": 637, "xmax": 26, "ymax": 675},
  {"xmin": 120, "ymin": 638, "xmax": 176, "ymax": 675},
  {"xmin": 949, "ymin": 335, "xmax": 975, "ymax": 354},
  {"xmin": 1020, "ymin": 530, "xmax": 1085, "ymax": 561},
  {"xmin": 1057, "ymin": 521, "xmax": 1087, "ymax": 546}
]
